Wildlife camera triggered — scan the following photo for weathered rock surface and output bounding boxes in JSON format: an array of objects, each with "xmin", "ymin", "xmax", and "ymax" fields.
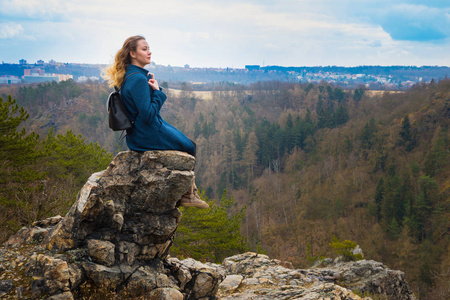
[
  {"xmin": 0, "ymin": 151, "xmax": 417, "ymax": 300},
  {"xmin": 217, "ymin": 252, "xmax": 416, "ymax": 300},
  {"xmin": 0, "ymin": 151, "xmax": 224, "ymax": 299},
  {"xmin": 308, "ymin": 259, "xmax": 416, "ymax": 299},
  {"xmin": 42, "ymin": 150, "xmax": 194, "ymax": 255}
]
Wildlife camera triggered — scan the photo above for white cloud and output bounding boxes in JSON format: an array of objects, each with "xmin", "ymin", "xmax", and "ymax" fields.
[
  {"xmin": 0, "ymin": 22, "xmax": 23, "ymax": 39},
  {"xmin": 0, "ymin": 0, "xmax": 448, "ymax": 66},
  {"xmin": 0, "ymin": 0, "xmax": 69, "ymax": 21}
]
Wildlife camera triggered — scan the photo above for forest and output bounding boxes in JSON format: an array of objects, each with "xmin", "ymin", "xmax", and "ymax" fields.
[{"xmin": 0, "ymin": 77, "xmax": 448, "ymax": 299}]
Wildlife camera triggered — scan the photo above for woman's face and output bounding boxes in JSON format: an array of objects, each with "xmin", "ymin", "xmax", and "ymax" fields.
[{"xmin": 130, "ymin": 39, "xmax": 151, "ymax": 68}]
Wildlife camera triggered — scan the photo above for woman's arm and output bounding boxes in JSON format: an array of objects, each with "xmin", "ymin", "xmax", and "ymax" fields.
[{"xmin": 128, "ymin": 75, "xmax": 167, "ymax": 125}]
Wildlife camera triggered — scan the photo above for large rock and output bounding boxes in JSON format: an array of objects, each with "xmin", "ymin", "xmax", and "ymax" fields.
[
  {"xmin": 43, "ymin": 150, "xmax": 194, "ymax": 257},
  {"xmin": 0, "ymin": 151, "xmax": 417, "ymax": 300},
  {"xmin": 0, "ymin": 151, "xmax": 224, "ymax": 299},
  {"xmin": 218, "ymin": 252, "xmax": 416, "ymax": 300},
  {"xmin": 308, "ymin": 259, "xmax": 416, "ymax": 299}
]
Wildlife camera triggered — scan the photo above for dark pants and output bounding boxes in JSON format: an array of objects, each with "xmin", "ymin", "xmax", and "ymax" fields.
[{"xmin": 190, "ymin": 139, "xmax": 196, "ymax": 157}]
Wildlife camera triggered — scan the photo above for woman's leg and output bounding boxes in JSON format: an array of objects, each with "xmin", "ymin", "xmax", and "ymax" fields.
[{"xmin": 160, "ymin": 122, "xmax": 196, "ymax": 156}]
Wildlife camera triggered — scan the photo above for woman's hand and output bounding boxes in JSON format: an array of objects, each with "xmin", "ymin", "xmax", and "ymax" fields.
[{"xmin": 148, "ymin": 73, "xmax": 159, "ymax": 90}]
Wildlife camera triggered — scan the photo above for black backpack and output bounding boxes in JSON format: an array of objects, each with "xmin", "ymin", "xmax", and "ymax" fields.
[{"xmin": 107, "ymin": 72, "xmax": 137, "ymax": 131}]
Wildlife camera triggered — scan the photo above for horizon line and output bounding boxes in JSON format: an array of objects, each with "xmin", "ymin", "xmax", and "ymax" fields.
[{"xmin": 2, "ymin": 61, "xmax": 450, "ymax": 69}]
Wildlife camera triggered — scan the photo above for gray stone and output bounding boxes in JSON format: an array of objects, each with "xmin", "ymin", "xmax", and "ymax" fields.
[
  {"xmin": 67, "ymin": 264, "xmax": 83, "ymax": 291},
  {"xmin": 111, "ymin": 213, "xmax": 124, "ymax": 231},
  {"xmin": 47, "ymin": 291, "xmax": 74, "ymax": 300},
  {"xmin": 32, "ymin": 215, "xmax": 64, "ymax": 227},
  {"xmin": 313, "ymin": 259, "xmax": 416, "ymax": 299},
  {"xmin": 118, "ymin": 241, "xmax": 139, "ymax": 265},
  {"xmin": 148, "ymin": 287, "xmax": 184, "ymax": 300},
  {"xmin": 87, "ymin": 239, "xmax": 115, "ymax": 266},
  {"xmin": 29, "ymin": 254, "xmax": 71, "ymax": 295},
  {"xmin": 125, "ymin": 265, "xmax": 175, "ymax": 297},
  {"xmin": 219, "ymin": 274, "xmax": 243, "ymax": 292},
  {"xmin": 167, "ymin": 257, "xmax": 226, "ymax": 299},
  {"xmin": 191, "ymin": 270, "xmax": 222, "ymax": 299},
  {"xmin": 175, "ymin": 266, "xmax": 193, "ymax": 290},
  {"xmin": 82, "ymin": 262, "xmax": 123, "ymax": 290}
]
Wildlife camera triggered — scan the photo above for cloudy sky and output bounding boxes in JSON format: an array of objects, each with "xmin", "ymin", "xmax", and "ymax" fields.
[{"xmin": 0, "ymin": 0, "xmax": 449, "ymax": 68}]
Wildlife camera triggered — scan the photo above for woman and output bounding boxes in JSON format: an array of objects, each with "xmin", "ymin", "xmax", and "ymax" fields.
[{"xmin": 105, "ymin": 35, "xmax": 208, "ymax": 209}]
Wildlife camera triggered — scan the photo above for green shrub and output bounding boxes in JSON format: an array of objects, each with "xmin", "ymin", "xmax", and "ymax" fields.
[{"xmin": 329, "ymin": 235, "xmax": 363, "ymax": 262}]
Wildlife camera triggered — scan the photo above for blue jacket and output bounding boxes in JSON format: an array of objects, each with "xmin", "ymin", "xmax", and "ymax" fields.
[{"xmin": 120, "ymin": 64, "xmax": 195, "ymax": 156}]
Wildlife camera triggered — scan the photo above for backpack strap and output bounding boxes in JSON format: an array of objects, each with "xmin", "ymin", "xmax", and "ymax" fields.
[
  {"xmin": 115, "ymin": 72, "xmax": 139, "ymax": 91},
  {"xmin": 115, "ymin": 72, "xmax": 139, "ymax": 122}
]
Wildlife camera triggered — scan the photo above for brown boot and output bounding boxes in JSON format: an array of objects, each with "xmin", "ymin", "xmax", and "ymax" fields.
[{"xmin": 178, "ymin": 177, "xmax": 209, "ymax": 209}]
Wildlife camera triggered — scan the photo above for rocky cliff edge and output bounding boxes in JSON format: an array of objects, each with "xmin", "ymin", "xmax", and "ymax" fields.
[
  {"xmin": 0, "ymin": 151, "xmax": 416, "ymax": 299},
  {"xmin": 0, "ymin": 151, "xmax": 225, "ymax": 299}
]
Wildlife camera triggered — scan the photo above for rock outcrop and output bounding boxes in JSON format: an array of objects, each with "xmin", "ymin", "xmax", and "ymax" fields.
[
  {"xmin": 217, "ymin": 252, "xmax": 416, "ymax": 300},
  {"xmin": 0, "ymin": 150, "xmax": 417, "ymax": 299},
  {"xmin": 0, "ymin": 151, "xmax": 224, "ymax": 299}
]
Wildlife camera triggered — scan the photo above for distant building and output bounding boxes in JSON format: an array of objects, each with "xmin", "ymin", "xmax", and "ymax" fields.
[
  {"xmin": 245, "ymin": 65, "xmax": 260, "ymax": 71},
  {"xmin": 23, "ymin": 74, "xmax": 59, "ymax": 83},
  {"xmin": 19, "ymin": 59, "xmax": 27, "ymax": 65},
  {"xmin": 184, "ymin": 64, "xmax": 190, "ymax": 69},
  {"xmin": 22, "ymin": 68, "xmax": 72, "ymax": 83},
  {"xmin": 24, "ymin": 68, "xmax": 45, "ymax": 76},
  {"xmin": 55, "ymin": 74, "xmax": 73, "ymax": 81},
  {"xmin": 36, "ymin": 60, "xmax": 44, "ymax": 65},
  {"xmin": 0, "ymin": 76, "xmax": 21, "ymax": 84}
]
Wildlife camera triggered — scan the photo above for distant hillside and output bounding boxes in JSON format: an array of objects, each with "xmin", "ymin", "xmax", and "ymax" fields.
[
  {"xmin": 162, "ymin": 79, "xmax": 449, "ymax": 299},
  {"xmin": 0, "ymin": 63, "xmax": 104, "ymax": 80},
  {"xmin": 1, "ymin": 78, "xmax": 449, "ymax": 299},
  {"xmin": 1, "ymin": 63, "xmax": 449, "ymax": 88}
]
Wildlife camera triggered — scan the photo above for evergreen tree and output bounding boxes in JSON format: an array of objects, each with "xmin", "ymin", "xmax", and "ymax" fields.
[
  {"xmin": 43, "ymin": 129, "xmax": 112, "ymax": 186},
  {"xmin": 360, "ymin": 118, "xmax": 377, "ymax": 150},
  {"xmin": 326, "ymin": 85, "xmax": 334, "ymax": 99},
  {"xmin": 283, "ymin": 116, "xmax": 296, "ymax": 153},
  {"xmin": 292, "ymin": 115, "xmax": 303, "ymax": 149},
  {"xmin": 399, "ymin": 115, "xmax": 415, "ymax": 151},
  {"xmin": 333, "ymin": 87, "xmax": 345, "ymax": 103},
  {"xmin": 316, "ymin": 98, "xmax": 334, "ymax": 129},
  {"xmin": 286, "ymin": 113, "xmax": 294, "ymax": 128},
  {"xmin": 172, "ymin": 190, "xmax": 250, "ymax": 262},
  {"xmin": 423, "ymin": 127, "xmax": 449, "ymax": 176},
  {"xmin": 353, "ymin": 86, "xmax": 365, "ymax": 102},
  {"xmin": 382, "ymin": 167, "xmax": 400, "ymax": 224},
  {"xmin": 400, "ymin": 171, "xmax": 415, "ymax": 222},
  {"xmin": 303, "ymin": 109, "xmax": 315, "ymax": 137},
  {"xmin": 374, "ymin": 178, "xmax": 384, "ymax": 221},
  {"xmin": 255, "ymin": 119, "xmax": 282, "ymax": 168},
  {"xmin": 0, "ymin": 95, "xmax": 41, "ymax": 175},
  {"xmin": 243, "ymin": 132, "xmax": 259, "ymax": 185},
  {"xmin": 410, "ymin": 176, "xmax": 438, "ymax": 241},
  {"xmin": 0, "ymin": 96, "xmax": 44, "ymax": 239},
  {"xmin": 387, "ymin": 217, "xmax": 401, "ymax": 239},
  {"xmin": 333, "ymin": 104, "xmax": 349, "ymax": 126},
  {"xmin": 304, "ymin": 83, "xmax": 314, "ymax": 95}
]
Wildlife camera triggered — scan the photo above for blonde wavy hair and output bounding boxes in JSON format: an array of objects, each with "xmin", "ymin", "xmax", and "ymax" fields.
[{"xmin": 104, "ymin": 35, "xmax": 146, "ymax": 88}]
